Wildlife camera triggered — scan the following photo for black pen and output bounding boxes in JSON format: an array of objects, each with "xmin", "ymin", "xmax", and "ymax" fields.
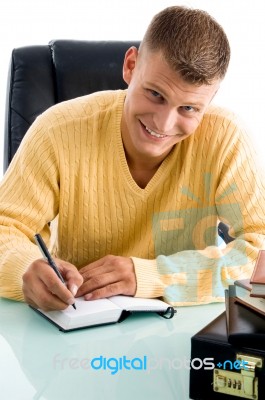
[{"xmin": 34, "ymin": 233, "xmax": 76, "ymax": 310}]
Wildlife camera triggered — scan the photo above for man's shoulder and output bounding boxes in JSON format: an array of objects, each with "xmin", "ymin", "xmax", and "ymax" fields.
[
  {"xmin": 201, "ymin": 104, "xmax": 246, "ymax": 137},
  {"xmin": 204, "ymin": 104, "xmax": 238, "ymax": 123},
  {"xmin": 40, "ymin": 90, "xmax": 126, "ymax": 125}
]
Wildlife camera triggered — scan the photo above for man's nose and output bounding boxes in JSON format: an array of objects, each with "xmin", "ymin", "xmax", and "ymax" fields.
[{"xmin": 153, "ymin": 107, "xmax": 178, "ymax": 134}]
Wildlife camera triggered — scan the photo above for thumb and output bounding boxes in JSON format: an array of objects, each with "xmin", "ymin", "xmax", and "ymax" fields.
[
  {"xmin": 63, "ymin": 267, "xmax": 83, "ymax": 297},
  {"xmin": 69, "ymin": 283, "xmax": 79, "ymax": 297}
]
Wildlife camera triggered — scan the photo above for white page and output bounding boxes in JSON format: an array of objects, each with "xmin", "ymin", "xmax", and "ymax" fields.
[
  {"xmin": 40, "ymin": 297, "xmax": 122, "ymax": 330},
  {"xmin": 108, "ymin": 295, "xmax": 169, "ymax": 311},
  {"xmin": 64, "ymin": 297, "xmax": 121, "ymax": 316}
]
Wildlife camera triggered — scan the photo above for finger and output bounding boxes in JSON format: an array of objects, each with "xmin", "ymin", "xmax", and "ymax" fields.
[
  {"xmin": 26, "ymin": 260, "xmax": 75, "ymax": 307},
  {"xmin": 46, "ymin": 258, "xmax": 83, "ymax": 300},
  {"xmin": 40, "ymin": 277, "xmax": 76, "ymax": 309},
  {"xmin": 84, "ymin": 282, "xmax": 124, "ymax": 300},
  {"xmin": 80, "ymin": 264, "xmax": 116, "ymax": 281},
  {"xmin": 41, "ymin": 270, "xmax": 76, "ymax": 305},
  {"xmin": 79, "ymin": 255, "xmax": 116, "ymax": 274},
  {"xmin": 80, "ymin": 256, "xmax": 128, "ymax": 282},
  {"xmin": 77, "ymin": 271, "xmax": 118, "ymax": 297},
  {"xmin": 79, "ymin": 260, "xmax": 103, "ymax": 275},
  {"xmin": 23, "ymin": 258, "xmax": 80, "ymax": 311},
  {"xmin": 23, "ymin": 277, "xmax": 71, "ymax": 311},
  {"xmin": 60, "ymin": 265, "xmax": 83, "ymax": 296}
]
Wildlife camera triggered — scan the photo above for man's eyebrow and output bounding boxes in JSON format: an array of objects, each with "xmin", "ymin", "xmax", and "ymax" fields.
[
  {"xmin": 145, "ymin": 82, "xmax": 166, "ymax": 96},
  {"xmin": 144, "ymin": 82, "xmax": 205, "ymax": 108},
  {"xmin": 181, "ymin": 102, "xmax": 204, "ymax": 108}
]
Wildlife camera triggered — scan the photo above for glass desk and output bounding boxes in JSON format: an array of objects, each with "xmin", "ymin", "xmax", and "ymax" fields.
[{"xmin": 0, "ymin": 298, "xmax": 224, "ymax": 400}]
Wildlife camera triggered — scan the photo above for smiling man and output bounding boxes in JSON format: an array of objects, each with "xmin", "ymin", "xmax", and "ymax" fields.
[
  {"xmin": 121, "ymin": 47, "xmax": 220, "ymax": 185},
  {"xmin": 0, "ymin": 6, "xmax": 265, "ymax": 311}
]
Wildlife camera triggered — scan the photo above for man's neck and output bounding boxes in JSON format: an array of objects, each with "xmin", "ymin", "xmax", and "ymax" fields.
[
  {"xmin": 120, "ymin": 114, "xmax": 173, "ymax": 188},
  {"xmin": 124, "ymin": 149, "xmax": 169, "ymax": 189}
]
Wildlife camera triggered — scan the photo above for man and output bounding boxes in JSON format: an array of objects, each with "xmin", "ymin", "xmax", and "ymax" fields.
[{"xmin": 0, "ymin": 6, "xmax": 264, "ymax": 311}]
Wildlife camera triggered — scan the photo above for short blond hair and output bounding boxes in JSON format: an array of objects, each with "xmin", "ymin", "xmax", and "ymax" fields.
[{"xmin": 140, "ymin": 6, "xmax": 230, "ymax": 85}]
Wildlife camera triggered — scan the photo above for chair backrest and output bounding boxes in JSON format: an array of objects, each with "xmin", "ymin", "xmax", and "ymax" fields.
[{"xmin": 4, "ymin": 39, "xmax": 140, "ymax": 171}]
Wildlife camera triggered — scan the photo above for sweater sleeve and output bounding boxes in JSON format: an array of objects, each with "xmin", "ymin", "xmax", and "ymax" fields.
[
  {"xmin": 0, "ymin": 115, "xmax": 60, "ymax": 301},
  {"xmin": 132, "ymin": 122, "xmax": 265, "ymax": 306}
]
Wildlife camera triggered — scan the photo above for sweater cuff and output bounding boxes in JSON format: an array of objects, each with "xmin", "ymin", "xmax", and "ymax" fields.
[
  {"xmin": 0, "ymin": 247, "xmax": 41, "ymax": 301},
  {"xmin": 131, "ymin": 257, "xmax": 164, "ymax": 298}
]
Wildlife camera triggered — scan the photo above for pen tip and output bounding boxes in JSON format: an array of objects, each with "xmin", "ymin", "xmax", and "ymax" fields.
[{"xmin": 73, "ymin": 303, "xmax": 76, "ymax": 310}]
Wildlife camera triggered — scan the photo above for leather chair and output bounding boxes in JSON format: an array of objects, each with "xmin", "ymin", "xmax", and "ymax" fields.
[
  {"xmin": 4, "ymin": 39, "xmax": 140, "ymax": 171},
  {"xmin": 3, "ymin": 39, "xmax": 233, "ymax": 244}
]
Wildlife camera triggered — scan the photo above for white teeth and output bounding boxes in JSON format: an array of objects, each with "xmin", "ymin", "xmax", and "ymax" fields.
[{"xmin": 145, "ymin": 126, "xmax": 166, "ymax": 138}]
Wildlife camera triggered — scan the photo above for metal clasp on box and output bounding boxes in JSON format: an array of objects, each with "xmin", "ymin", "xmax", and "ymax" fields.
[{"xmin": 213, "ymin": 353, "xmax": 263, "ymax": 399}]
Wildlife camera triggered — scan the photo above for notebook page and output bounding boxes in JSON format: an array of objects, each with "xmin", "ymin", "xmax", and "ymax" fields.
[
  {"xmin": 108, "ymin": 295, "xmax": 168, "ymax": 311},
  {"xmin": 40, "ymin": 297, "xmax": 122, "ymax": 329}
]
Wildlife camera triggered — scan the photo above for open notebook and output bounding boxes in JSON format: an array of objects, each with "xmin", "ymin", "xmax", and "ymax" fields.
[{"xmin": 30, "ymin": 295, "xmax": 176, "ymax": 332}]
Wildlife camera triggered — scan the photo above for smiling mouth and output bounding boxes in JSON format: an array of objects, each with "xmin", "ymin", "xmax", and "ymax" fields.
[{"xmin": 144, "ymin": 125, "xmax": 167, "ymax": 139}]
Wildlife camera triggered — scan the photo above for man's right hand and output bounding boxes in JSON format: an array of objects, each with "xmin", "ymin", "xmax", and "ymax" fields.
[{"xmin": 22, "ymin": 258, "xmax": 83, "ymax": 311}]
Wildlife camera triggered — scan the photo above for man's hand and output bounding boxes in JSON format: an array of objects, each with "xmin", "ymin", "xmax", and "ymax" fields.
[
  {"xmin": 76, "ymin": 255, "xmax": 136, "ymax": 300},
  {"xmin": 22, "ymin": 258, "xmax": 83, "ymax": 311}
]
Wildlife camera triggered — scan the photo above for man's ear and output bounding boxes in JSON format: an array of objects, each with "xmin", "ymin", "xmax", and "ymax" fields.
[{"xmin": 122, "ymin": 46, "xmax": 139, "ymax": 85}]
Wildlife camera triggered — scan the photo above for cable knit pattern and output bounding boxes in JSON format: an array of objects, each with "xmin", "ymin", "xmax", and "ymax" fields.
[{"xmin": 0, "ymin": 90, "xmax": 265, "ymax": 305}]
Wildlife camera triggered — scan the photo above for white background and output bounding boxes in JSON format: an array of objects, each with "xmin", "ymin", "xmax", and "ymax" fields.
[{"xmin": 0, "ymin": 0, "xmax": 265, "ymax": 175}]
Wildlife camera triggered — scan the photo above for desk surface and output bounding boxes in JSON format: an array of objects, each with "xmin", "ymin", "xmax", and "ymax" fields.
[{"xmin": 0, "ymin": 298, "xmax": 224, "ymax": 400}]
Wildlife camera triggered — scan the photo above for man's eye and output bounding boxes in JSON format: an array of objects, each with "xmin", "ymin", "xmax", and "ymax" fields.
[
  {"xmin": 181, "ymin": 106, "xmax": 196, "ymax": 112},
  {"xmin": 149, "ymin": 90, "xmax": 163, "ymax": 99},
  {"xmin": 151, "ymin": 90, "xmax": 160, "ymax": 97}
]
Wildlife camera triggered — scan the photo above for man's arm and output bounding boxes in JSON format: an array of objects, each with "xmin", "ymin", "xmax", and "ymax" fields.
[
  {"xmin": 132, "ymin": 140, "xmax": 265, "ymax": 306},
  {"xmin": 0, "ymin": 119, "xmax": 84, "ymax": 308},
  {"xmin": 0, "ymin": 113, "xmax": 59, "ymax": 301},
  {"xmin": 77, "ymin": 123, "xmax": 265, "ymax": 305},
  {"xmin": 77, "ymin": 233, "xmax": 263, "ymax": 306}
]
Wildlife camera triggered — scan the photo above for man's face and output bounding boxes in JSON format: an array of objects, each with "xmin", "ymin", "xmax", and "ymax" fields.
[{"xmin": 121, "ymin": 47, "xmax": 220, "ymax": 163}]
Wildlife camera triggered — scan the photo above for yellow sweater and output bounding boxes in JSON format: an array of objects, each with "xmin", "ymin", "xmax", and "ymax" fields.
[{"xmin": 0, "ymin": 90, "xmax": 265, "ymax": 305}]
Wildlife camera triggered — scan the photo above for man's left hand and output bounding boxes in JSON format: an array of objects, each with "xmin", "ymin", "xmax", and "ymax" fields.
[{"xmin": 76, "ymin": 255, "xmax": 136, "ymax": 300}]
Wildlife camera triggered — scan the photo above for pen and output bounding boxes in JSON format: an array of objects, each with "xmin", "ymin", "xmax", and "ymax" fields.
[{"xmin": 34, "ymin": 233, "xmax": 76, "ymax": 310}]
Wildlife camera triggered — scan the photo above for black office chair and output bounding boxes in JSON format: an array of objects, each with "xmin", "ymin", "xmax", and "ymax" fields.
[
  {"xmin": 4, "ymin": 39, "xmax": 140, "ymax": 171},
  {"xmin": 3, "ymin": 39, "xmax": 234, "ymax": 244}
]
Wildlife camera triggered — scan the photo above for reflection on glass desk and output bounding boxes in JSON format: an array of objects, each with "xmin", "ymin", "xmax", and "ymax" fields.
[{"xmin": 0, "ymin": 298, "xmax": 224, "ymax": 400}]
